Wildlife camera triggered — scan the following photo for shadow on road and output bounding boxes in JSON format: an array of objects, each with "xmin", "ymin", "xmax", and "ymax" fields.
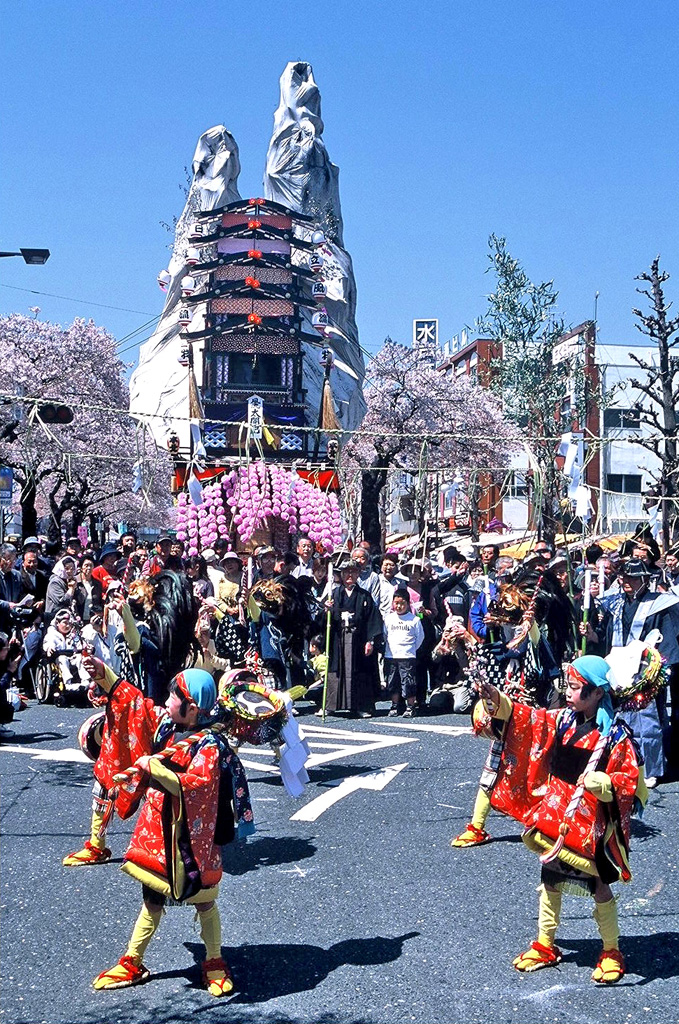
[
  {"xmin": 631, "ymin": 818, "xmax": 664, "ymax": 841},
  {"xmin": 42, "ymin": 762, "xmax": 93, "ymax": 786},
  {"xmin": 562, "ymin": 931, "xmax": 679, "ymax": 985},
  {"xmin": 221, "ymin": 835, "xmax": 317, "ymax": 876},
  {"xmin": 175, "ymin": 931, "xmax": 421, "ymax": 1004},
  {"xmin": 3, "ymin": 729, "xmax": 68, "ymax": 744}
]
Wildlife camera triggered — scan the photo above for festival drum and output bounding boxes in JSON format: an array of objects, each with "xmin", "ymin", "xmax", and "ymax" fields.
[
  {"xmin": 78, "ymin": 710, "xmax": 106, "ymax": 762},
  {"xmin": 219, "ymin": 681, "xmax": 287, "ymax": 747}
]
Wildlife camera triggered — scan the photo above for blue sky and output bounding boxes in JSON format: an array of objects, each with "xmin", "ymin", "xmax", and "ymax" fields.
[{"xmin": 1, "ymin": 1, "xmax": 677, "ymax": 370}]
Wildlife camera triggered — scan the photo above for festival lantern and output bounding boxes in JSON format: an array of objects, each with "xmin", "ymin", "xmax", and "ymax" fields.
[
  {"xmin": 311, "ymin": 281, "xmax": 327, "ymax": 303},
  {"xmin": 186, "ymin": 247, "xmax": 200, "ymax": 266},
  {"xmin": 157, "ymin": 269, "xmax": 171, "ymax": 291},
  {"xmin": 178, "ymin": 307, "xmax": 193, "ymax": 327},
  {"xmin": 189, "ymin": 222, "xmax": 204, "ymax": 241},
  {"xmin": 178, "ymin": 344, "xmax": 190, "ymax": 366},
  {"xmin": 308, "ymin": 253, "xmax": 324, "ymax": 274},
  {"xmin": 311, "ymin": 229, "xmax": 326, "ymax": 246},
  {"xmin": 181, "ymin": 275, "xmax": 196, "ymax": 296},
  {"xmin": 312, "ymin": 310, "xmax": 329, "ymax": 335}
]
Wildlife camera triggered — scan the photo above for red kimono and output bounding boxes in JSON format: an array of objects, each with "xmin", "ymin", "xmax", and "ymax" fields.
[
  {"xmin": 489, "ymin": 700, "xmax": 640, "ymax": 882},
  {"xmin": 94, "ymin": 679, "xmax": 174, "ymax": 819},
  {"xmin": 122, "ymin": 733, "xmax": 254, "ymax": 903}
]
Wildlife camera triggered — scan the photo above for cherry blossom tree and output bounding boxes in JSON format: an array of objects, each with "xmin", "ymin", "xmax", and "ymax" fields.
[
  {"xmin": 341, "ymin": 339, "xmax": 519, "ymax": 546},
  {"xmin": 0, "ymin": 313, "xmax": 172, "ymax": 540}
]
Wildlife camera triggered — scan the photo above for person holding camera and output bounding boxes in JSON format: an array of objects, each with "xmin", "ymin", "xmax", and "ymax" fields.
[
  {"xmin": 0, "ymin": 543, "xmax": 34, "ymax": 634},
  {"xmin": 0, "ymin": 630, "xmax": 24, "ymax": 735}
]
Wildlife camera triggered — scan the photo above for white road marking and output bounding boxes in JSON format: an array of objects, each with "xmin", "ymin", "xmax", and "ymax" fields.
[
  {"xmin": 379, "ymin": 721, "xmax": 471, "ymax": 736},
  {"xmin": 237, "ymin": 721, "xmax": 417, "ymax": 773},
  {"xmin": 290, "ymin": 762, "xmax": 408, "ymax": 822},
  {"xmin": 0, "ymin": 722, "xmax": 418, "ymax": 775},
  {"xmin": 0, "ymin": 744, "xmax": 89, "ymax": 762}
]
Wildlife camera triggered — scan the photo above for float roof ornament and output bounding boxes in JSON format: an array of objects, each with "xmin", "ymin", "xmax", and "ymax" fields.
[
  {"xmin": 130, "ymin": 65, "xmax": 366, "ymax": 448},
  {"xmin": 264, "ymin": 61, "xmax": 344, "ymax": 246},
  {"xmin": 263, "ymin": 62, "xmax": 366, "ymax": 433},
  {"xmin": 129, "ymin": 126, "xmax": 242, "ymax": 447}
]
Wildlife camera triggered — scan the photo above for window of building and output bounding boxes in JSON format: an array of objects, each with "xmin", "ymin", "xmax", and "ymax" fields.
[
  {"xmin": 606, "ymin": 474, "xmax": 642, "ymax": 494},
  {"xmin": 603, "ymin": 407, "xmax": 641, "ymax": 430},
  {"xmin": 506, "ymin": 471, "xmax": 529, "ymax": 498},
  {"xmin": 228, "ymin": 353, "xmax": 282, "ymax": 387}
]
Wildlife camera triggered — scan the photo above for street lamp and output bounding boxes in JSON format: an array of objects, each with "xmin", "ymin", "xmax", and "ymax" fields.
[{"xmin": 0, "ymin": 248, "xmax": 50, "ymax": 265}]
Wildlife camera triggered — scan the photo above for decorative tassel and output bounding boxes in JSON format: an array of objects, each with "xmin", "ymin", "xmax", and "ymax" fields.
[{"xmin": 321, "ymin": 379, "xmax": 339, "ymax": 432}]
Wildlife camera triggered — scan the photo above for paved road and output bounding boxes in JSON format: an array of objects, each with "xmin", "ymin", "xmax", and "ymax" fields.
[{"xmin": 1, "ymin": 700, "xmax": 678, "ymax": 1024}]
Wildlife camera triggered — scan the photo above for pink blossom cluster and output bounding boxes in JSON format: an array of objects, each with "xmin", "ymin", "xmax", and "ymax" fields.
[
  {"xmin": 175, "ymin": 484, "xmax": 232, "ymax": 556},
  {"xmin": 175, "ymin": 462, "xmax": 343, "ymax": 553}
]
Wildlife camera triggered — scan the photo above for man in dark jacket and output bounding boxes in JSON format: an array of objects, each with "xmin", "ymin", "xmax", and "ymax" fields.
[
  {"xmin": 20, "ymin": 548, "xmax": 48, "ymax": 605},
  {"xmin": 324, "ymin": 560, "xmax": 383, "ymax": 718},
  {"xmin": 0, "ymin": 544, "xmax": 30, "ymax": 634}
]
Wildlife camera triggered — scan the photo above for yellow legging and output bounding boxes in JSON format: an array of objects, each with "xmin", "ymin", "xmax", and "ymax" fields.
[
  {"xmin": 124, "ymin": 901, "xmax": 222, "ymax": 963},
  {"xmin": 470, "ymin": 787, "xmax": 491, "ymax": 831},
  {"xmin": 89, "ymin": 808, "xmax": 107, "ymax": 851}
]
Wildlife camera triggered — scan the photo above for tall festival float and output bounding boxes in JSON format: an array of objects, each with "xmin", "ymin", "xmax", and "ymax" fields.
[{"xmin": 129, "ymin": 62, "xmax": 366, "ymax": 559}]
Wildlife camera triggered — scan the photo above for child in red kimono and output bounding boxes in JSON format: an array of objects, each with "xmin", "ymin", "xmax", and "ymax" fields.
[
  {"xmin": 89, "ymin": 662, "xmax": 254, "ymax": 998},
  {"xmin": 477, "ymin": 655, "xmax": 648, "ymax": 984},
  {"xmin": 63, "ymin": 661, "xmax": 176, "ymax": 866}
]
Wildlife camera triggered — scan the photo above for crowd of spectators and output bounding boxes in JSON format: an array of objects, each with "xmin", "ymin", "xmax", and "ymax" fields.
[{"xmin": 0, "ymin": 525, "xmax": 677, "ymax": 787}]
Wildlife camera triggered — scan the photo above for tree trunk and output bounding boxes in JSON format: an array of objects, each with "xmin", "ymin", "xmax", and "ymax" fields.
[
  {"xmin": 469, "ymin": 480, "xmax": 481, "ymax": 542},
  {"xmin": 540, "ymin": 458, "xmax": 560, "ymax": 546},
  {"xmin": 20, "ymin": 472, "xmax": 38, "ymax": 541},
  {"xmin": 361, "ymin": 466, "xmax": 387, "ymax": 548}
]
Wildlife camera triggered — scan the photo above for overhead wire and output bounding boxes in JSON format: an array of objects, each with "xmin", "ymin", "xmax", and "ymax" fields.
[
  {"xmin": 1, "ymin": 391, "xmax": 678, "ymax": 445},
  {"xmin": 0, "ymin": 282, "xmax": 156, "ymax": 317}
]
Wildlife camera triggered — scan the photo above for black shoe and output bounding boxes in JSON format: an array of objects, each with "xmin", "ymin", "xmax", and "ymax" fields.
[
  {"xmin": 387, "ymin": 704, "xmax": 400, "ymax": 717},
  {"xmin": 403, "ymin": 706, "xmax": 417, "ymax": 718}
]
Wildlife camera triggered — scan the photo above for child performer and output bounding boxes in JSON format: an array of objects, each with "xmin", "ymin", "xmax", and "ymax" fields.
[
  {"xmin": 475, "ymin": 654, "xmax": 651, "ymax": 984},
  {"xmin": 87, "ymin": 657, "xmax": 252, "ymax": 997},
  {"xmin": 62, "ymin": 649, "xmax": 176, "ymax": 866}
]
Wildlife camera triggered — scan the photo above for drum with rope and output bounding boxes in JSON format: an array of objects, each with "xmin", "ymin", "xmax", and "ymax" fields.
[
  {"xmin": 78, "ymin": 711, "xmax": 106, "ymax": 762},
  {"xmin": 216, "ymin": 680, "xmax": 288, "ymax": 747}
]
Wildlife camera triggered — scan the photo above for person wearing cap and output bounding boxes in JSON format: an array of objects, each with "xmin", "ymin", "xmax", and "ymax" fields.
[
  {"xmin": 201, "ymin": 547, "xmax": 226, "ymax": 596},
  {"xmin": 473, "ymin": 656, "xmax": 647, "ymax": 984},
  {"xmin": 19, "ymin": 535, "xmax": 49, "ymax": 576},
  {"xmin": 76, "ymin": 657, "xmax": 244, "ymax": 998},
  {"xmin": 208, "ymin": 550, "xmax": 242, "ymax": 610},
  {"xmin": 19, "ymin": 546, "xmax": 48, "ymax": 607},
  {"xmin": 596, "ymin": 557, "xmax": 679, "ymax": 785},
  {"xmin": 92, "ymin": 542, "xmax": 121, "ymax": 592},
  {"xmin": 65, "ymin": 536, "xmax": 83, "ymax": 559},
  {"xmin": 252, "ymin": 546, "xmax": 277, "ymax": 584},
  {"xmin": 42, "ymin": 608, "xmax": 79, "ymax": 689},
  {"xmin": 141, "ymin": 535, "xmax": 172, "ymax": 578}
]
